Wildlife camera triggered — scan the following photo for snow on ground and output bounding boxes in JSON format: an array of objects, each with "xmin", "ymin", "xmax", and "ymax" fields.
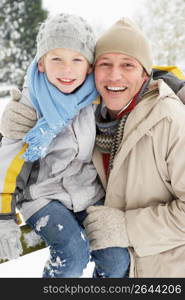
[
  {"xmin": 0, "ymin": 85, "xmax": 16, "ymax": 92},
  {"xmin": 0, "ymin": 85, "xmax": 15, "ymax": 117},
  {"xmin": 0, "ymin": 248, "xmax": 95, "ymax": 278},
  {"xmin": 0, "ymin": 96, "xmax": 11, "ymax": 119}
]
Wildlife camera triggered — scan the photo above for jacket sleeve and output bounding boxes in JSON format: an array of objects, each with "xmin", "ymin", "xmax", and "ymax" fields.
[
  {"xmin": 0, "ymin": 89, "xmax": 35, "ymax": 221},
  {"xmin": 125, "ymin": 103, "xmax": 185, "ymax": 257},
  {"xmin": 153, "ymin": 68, "xmax": 185, "ymax": 94},
  {"xmin": 153, "ymin": 68, "xmax": 185, "ymax": 104},
  {"xmin": 0, "ymin": 137, "xmax": 33, "ymax": 220}
]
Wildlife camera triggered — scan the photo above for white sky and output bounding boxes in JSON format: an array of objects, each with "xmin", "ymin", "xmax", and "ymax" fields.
[{"xmin": 43, "ymin": 0, "xmax": 144, "ymax": 33}]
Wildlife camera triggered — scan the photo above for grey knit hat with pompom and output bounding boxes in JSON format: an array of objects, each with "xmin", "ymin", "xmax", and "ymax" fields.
[{"xmin": 36, "ymin": 13, "xmax": 95, "ymax": 63}]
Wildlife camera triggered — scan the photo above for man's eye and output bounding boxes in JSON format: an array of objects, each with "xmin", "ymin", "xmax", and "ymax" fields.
[
  {"xmin": 99, "ymin": 63, "xmax": 110, "ymax": 67},
  {"xmin": 124, "ymin": 63, "xmax": 134, "ymax": 68}
]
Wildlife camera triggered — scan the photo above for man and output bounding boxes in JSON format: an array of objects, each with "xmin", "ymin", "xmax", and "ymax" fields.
[{"xmin": 1, "ymin": 18, "xmax": 185, "ymax": 277}]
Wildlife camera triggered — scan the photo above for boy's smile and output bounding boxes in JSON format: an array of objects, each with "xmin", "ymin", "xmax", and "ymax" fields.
[{"xmin": 57, "ymin": 78, "xmax": 76, "ymax": 85}]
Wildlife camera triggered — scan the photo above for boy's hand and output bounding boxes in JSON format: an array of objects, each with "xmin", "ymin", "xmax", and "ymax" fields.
[
  {"xmin": 83, "ymin": 206, "xmax": 130, "ymax": 250},
  {"xmin": 0, "ymin": 219, "xmax": 23, "ymax": 260},
  {"xmin": 0, "ymin": 88, "xmax": 37, "ymax": 139}
]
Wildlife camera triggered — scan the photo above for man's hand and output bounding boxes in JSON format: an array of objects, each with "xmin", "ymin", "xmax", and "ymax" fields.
[
  {"xmin": 83, "ymin": 205, "xmax": 130, "ymax": 251},
  {"xmin": 0, "ymin": 88, "xmax": 37, "ymax": 139},
  {"xmin": 0, "ymin": 219, "xmax": 23, "ymax": 260}
]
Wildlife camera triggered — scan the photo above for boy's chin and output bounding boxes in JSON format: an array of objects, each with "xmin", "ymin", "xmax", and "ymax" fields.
[{"xmin": 56, "ymin": 86, "xmax": 76, "ymax": 94}]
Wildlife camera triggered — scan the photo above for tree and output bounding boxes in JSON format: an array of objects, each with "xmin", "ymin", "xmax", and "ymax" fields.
[
  {"xmin": 135, "ymin": 0, "xmax": 185, "ymax": 67},
  {"xmin": 0, "ymin": 0, "xmax": 48, "ymax": 88}
]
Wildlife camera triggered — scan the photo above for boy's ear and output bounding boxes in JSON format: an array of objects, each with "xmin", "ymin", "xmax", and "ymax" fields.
[{"xmin": 38, "ymin": 59, "xmax": 45, "ymax": 72}]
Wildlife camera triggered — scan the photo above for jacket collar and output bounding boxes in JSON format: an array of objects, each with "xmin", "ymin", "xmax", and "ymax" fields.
[
  {"xmin": 112, "ymin": 79, "xmax": 179, "ymax": 169},
  {"xmin": 93, "ymin": 79, "xmax": 180, "ymax": 188},
  {"xmin": 93, "ymin": 79, "xmax": 179, "ymax": 187}
]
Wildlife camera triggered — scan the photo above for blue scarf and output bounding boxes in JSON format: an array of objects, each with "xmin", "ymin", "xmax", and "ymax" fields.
[{"xmin": 23, "ymin": 58, "xmax": 98, "ymax": 161}]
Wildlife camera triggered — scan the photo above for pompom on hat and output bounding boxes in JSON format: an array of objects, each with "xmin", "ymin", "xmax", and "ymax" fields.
[
  {"xmin": 95, "ymin": 17, "xmax": 153, "ymax": 75},
  {"xmin": 36, "ymin": 13, "xmax": 95, "ymax": 64}
]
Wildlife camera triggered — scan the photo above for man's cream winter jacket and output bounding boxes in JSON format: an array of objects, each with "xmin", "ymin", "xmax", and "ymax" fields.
[{"xmin": 93, "ymin": 79, "xmax": 185, "ymax": 277}]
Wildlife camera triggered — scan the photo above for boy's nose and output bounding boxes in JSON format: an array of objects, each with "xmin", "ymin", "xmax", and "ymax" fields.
[{"xmin": 62, "ymin": 63, "xmax": 73, "ymax": 73}]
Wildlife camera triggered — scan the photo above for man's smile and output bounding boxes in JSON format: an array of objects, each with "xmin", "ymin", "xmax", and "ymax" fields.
[{"xmin": 105, "ymin": 86, "xmax": 128, "ymax": 93}]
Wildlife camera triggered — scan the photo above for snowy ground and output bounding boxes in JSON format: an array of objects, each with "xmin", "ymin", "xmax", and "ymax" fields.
[
  {"xmin": 0, "ymin": 90, "xmax": 94, "ymax": 277},
  {"xmin": 0, "ymin": 96, "xmax": 11, "ymax": 119},
  {"xmin": 0, "ymin": 248, "xmax": 95, "ymax": 278}
]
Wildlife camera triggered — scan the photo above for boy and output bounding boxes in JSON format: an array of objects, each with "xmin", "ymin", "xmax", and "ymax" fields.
[{"xmin": 0, "ymin": 13, "xmax": 129, "ymax": 277}]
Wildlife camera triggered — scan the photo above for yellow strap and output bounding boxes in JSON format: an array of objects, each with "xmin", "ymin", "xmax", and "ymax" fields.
[
  {"xmin": 1, "ymin": 144, "xmax": 27, "ymax": 213},
  {"xmin": 92, "ymin": 96, "xmax": 101, "ymax": 104},
  {"xmin": 153, "ymin": 65, "xmax": 185, "ymax": 80}
]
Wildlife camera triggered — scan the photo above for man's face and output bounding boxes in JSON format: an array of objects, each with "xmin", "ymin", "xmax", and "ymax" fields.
[
  {"xmin": 94, "ymin": 53, "xmax": 148, "ymax": 115},
  {"xmin": 38, "ymin": 48, "xmax": 92, "ymax": 93}
]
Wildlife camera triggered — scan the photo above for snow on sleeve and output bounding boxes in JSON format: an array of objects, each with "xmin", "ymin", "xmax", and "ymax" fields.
[
  {"xmin": 57, "ymin": 224, "xmax": 64, "ymax": 231},
  {"xmin": 36, "ymin": 215, "xmax": 50, "ymax": 231},
  {"xmin": 81, "ymin": 231, "xmax": 86, "ymax": 241}
]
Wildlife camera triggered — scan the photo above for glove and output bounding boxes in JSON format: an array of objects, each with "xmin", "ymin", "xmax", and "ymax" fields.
[
  {"xmin": 0, "ymin": 219, "xmax": 23, "ymax": 260},
  {"xmin": 0, "ymin": 88, "xmax": 37, "ymax": 139},
  {"xmin": 83, "ymin": 206, "xmax": 130, "ymax": 251}
]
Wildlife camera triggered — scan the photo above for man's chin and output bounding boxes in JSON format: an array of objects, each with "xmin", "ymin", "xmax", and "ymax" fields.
[{"xmin": 104, "ymin": 99, "xmax": 130, "ymax": 112}]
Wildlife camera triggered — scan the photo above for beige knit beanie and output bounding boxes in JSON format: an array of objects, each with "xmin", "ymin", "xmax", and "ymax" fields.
[{"xmin": 95, "ymin": 18, "xmax": 153, "ymax": 75}]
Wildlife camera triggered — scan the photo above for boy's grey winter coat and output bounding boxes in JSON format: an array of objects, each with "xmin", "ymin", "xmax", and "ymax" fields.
[{"xmin": 0, "ymin": 89, "xmax": 104, "ymax": 221}]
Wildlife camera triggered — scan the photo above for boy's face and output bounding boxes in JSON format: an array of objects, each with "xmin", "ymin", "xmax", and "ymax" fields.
[{"xmin": 38, "ymin": 48, "xmax": 92, "ymax": 93}]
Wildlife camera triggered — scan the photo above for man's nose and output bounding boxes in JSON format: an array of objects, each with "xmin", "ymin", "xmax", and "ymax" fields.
[{"xmin": 108, "ymin": 66, "xmax": 123, "ymax": 81}]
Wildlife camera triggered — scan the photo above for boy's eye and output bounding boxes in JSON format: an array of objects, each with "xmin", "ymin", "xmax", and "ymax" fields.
[
  {"xmin": 51, "ymin": 57, "xmax": 61, "ymax": 61},
  {"xmin": 73, "ymin": 58, "xmax": 83, "ymax": 62}
]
